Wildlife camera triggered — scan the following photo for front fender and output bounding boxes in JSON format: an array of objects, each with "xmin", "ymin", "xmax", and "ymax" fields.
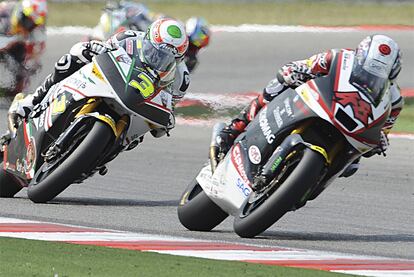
[{"xmin": 261, "ymin": 133, "xmax": 329, "ymax": 180}]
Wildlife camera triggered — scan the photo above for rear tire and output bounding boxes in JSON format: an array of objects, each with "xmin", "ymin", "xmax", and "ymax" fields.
[
  {"xmin": 233, "ymin": 149, "xmax": 325, "ymax": 238},
  {"xmin": 27, "ymin": 120, "xmax": 113, "ymax": 203},
  {"xmin": 0, "ymin": 154, "xmax": 23, "ymax": 197},
  {"xmin": 177, "ymin": 178, "xmax": 228, "ymax": 231}
]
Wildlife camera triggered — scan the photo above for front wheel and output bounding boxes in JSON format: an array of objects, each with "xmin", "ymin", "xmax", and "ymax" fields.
[
  {"xmin": 27, "ymin": 120, "xmax": 114, "ymax": 203},
  {"xmin": 177, "ymin": 178, "xmax": 228, "ymax": 231},
  {"xmin": 233, "ymin": 148, "xmax": 325, "ymax": 238}
]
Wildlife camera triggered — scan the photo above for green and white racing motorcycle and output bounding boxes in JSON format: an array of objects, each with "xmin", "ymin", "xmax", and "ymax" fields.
[{"xmin": 0, "ymin": 46, "xmax": 174, "ymax": 203}]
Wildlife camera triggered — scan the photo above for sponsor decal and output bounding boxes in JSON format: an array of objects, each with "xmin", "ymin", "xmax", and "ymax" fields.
[
  {"xmin": 68, "ymin": 77, "xmax": 87, "ymax": 90},
  {"xmin": 116, "ymin": 54, "xmax": 132, "ymax": 65},
  {"xmin": 92, "ymin": 63, "xmax": 105, "ymax": 81},
  {"xmin": 342, "ymin": 52, "xmax": 352, "ymax": 70},
  {"xmin": 379, "ymin": 44, "xmax": 391, "ymax": 55},
  {"xmin": 270, "ymin": 146, "xmax": 283, "ymax": 172},
  {"xmin": 259, "ymin": 107, "xmax": 275, "ymax": 144},
  {"xmin": 231, "ymin": 144, "xmax": 251, "ymax": 186},
  {"xmin": 25, "ymin": 137, "xmax": 36, "ymax": 174},
  {"xmin": 284, "ymin": 98, "xmax": 293, "ymax": 116},
  {"xmin": 271, "ymin": 156, "xmax": 283, "ymax": 172},
  {"xmin": 273, "ymin": 107, "xmax": 284, "ymax": 128},
  {"xmin": 236, "ymin": 178, "xmax": 251, "ymax": 197},
  {"xmin": 336, "ymin": 92, "xmax": 373, "ymax": 126},
  {"xmin": 126, "ymin": 40, "xmax": 133, "ymax": 55},
  {"xmin": 248, "ymin": 145, "xmax": 261, "ymax": 164}
]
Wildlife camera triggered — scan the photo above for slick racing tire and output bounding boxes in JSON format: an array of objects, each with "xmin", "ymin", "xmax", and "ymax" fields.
[
  {"xmin": 0, "ymin": 155, "xmax": 23, "ymax": 198},
  {"xmin": 233, "ymin": 148, "xmax": 325, "ymax": 238},
  {"xmin": 178, "ymin": 178, "xmax": 228, "ymax": 231},
  {"xmin": 27, "ymin": 121, "xmax": 113, "ymax": 203}
]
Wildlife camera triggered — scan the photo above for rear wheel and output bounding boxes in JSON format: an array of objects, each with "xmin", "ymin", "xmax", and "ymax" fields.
[
  {"xmin": 233, "ymin": 148, "xmax": 325, "ymax": 238},
  {"xmin": 177, "ymin": 178, "xmax": 228, "ymax": 231},
  {"xmin": 0, "ymin": 154, "xmax": 23, "ymax": 197},
  {"xmin": 27, "ymin": 120, "xmax": 114, "ymax": 203}
]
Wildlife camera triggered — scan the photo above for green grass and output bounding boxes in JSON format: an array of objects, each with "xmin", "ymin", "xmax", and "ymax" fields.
[
  {"xmin": 0, "ymin": 237, "xmax": 352, "ymax": 277},
  {"xmin": 393, "ymin": 99, "xmax": 414, "ymax": 133},
  {"xmin": 48, "ymin": 1, "xmax": 414, "ymax": 27}
]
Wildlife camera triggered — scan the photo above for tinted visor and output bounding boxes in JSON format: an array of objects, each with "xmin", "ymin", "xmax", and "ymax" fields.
[
  {"xmin": 350, "ymin": 60, "xmax": 389, "ymax": 105},
  {"xmin": 141, "ymin": 39, "xmax": 175, "ymax": 72}
]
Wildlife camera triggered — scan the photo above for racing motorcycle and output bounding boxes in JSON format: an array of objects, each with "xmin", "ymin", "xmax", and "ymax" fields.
[
  {"xmin": 178, "ymin": 49, "xmax": 391, "ymax": 238},
  {"xmin": 91, "ymin": 2, "xmax": 152, "ymax": 41},
  {"xmin": 0, "ymin": 35, "xmax": 43, "ymax": 98},
  {"xmin": 0, "ymin": 46, "xmax": 175, "ymax": 203}
]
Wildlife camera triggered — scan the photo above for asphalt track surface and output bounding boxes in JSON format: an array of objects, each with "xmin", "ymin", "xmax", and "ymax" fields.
[{"xmin": 0, "ymin": 30, "xmax": 413, "ymax": 260}]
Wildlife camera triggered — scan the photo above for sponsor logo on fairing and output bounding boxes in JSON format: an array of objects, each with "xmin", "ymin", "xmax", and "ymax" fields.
[
  {"xmin": 248, "ymin": 145, "xmax": 261, "ymax": 164},
  {"xmin": 336, "ymin": 92, "xmax": 373, "ymax": 126},
  {"xmin": 236, "ymin": 178, "xmax": 251, "ymax": 197},
  {"xmin": 273, "ymin": 107, "xmax": 284, "ymax": 128},
  {"xmin": 25, "ymin": 137, "xmax": 36, "ymax": 174},
  {"xmin": 342, "ymin": 52, "xmax": 352, "ymax": 70},
  {"xmin": 259, "ymin": 107, "xmax": 275, "ymax": 144},
  {"xmin": 231, "ymin": 144, "xmax": 251, "ymax": 186},
  {"xmin": 284, "ymin": 98, "xmax": 293, "ymax": 116}
]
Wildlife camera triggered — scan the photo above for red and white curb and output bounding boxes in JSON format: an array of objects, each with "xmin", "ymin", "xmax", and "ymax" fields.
[{"xmin": 0, "ymin": 217, "xmax": 413, "ymax": 277}]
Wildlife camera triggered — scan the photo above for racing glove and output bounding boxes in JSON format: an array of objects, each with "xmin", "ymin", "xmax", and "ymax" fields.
[
  {"xmin": 8, "ymin": 93, "xmax": 34, "ymax": 120},
  {"xmin": 70, "ymin": 40, "xmax": 113, "ymax": 63},
  {"xmin": 279, "ymin": 62, "xmax": 314, "ymax": 88}
]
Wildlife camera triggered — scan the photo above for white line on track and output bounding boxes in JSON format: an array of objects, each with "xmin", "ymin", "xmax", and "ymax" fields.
[
  {"xmin": 46, "ymin": 25, "xmax": 414, "ymax": 36},
  {"xmin": 1, "ymin": 217, "xmax": 413, "ymax": 277}
]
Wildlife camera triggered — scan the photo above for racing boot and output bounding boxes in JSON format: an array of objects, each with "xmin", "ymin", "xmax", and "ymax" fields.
[{"xmin": 217, "ymin": 93, "xmax": 268, "ymax": 154}]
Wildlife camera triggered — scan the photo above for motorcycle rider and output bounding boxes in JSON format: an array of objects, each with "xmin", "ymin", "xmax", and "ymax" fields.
[
  {"xmin": 0, "ymin": 0, "xmax": 47, "ymax": 94},
  {"xmin": 217, "ymin": 35, "xmax": 403, "ymax": 177},
  {"xmin": 7, "ymin": 17, "xmax": 190, "ymax": 139},
  {"xmin": 184, "ymin": 17, "xmax": 211, "ymax": 73}
]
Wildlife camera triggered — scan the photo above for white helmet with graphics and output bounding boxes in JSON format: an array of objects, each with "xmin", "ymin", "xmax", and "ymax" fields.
[{"xmin": 350, "ymin": 35, "xmax": 402, "ymax": 105}]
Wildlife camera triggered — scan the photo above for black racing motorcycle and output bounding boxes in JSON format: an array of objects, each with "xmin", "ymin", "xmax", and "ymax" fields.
[{"xmin": 178, "ymin": 49, "xmax": 391, "ymax": 238}]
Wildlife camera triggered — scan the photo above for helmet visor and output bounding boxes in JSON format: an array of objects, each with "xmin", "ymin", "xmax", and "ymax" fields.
[
  {"xmin": 142, "ymin": 39, "xmax": 175, "ymax": 72},
  {"xmin": 350, "ymin": 60, "xmax": 389, "ymax": 105}
]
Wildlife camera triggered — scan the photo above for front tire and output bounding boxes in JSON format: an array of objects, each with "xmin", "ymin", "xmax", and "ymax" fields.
[
  {"xmin": 27, "ymin": 120, "xmax": 113, "ymax": 203},
  {"xmin": 233, "ymin": 149, "xmax": 325, "ymax": 238},
  {"xmin": 177, "ymin": 178, "xmax": 228, "ymax": 231}
]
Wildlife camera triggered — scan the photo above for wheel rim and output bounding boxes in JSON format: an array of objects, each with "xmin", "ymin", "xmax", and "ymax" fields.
[{"xmin": 30, "ymin": 124, "xmax": 91, "ymax": 187}]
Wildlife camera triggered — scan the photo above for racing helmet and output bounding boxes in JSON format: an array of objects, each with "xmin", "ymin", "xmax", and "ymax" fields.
[
  {"xmin": 350, "ymin": 35, "xmax": 401, "ymax": 105},
  {"xmin": 185, "ymin": 17, "xmax": 211, "ymax": 49},
  {"xmin": 11, "ymin": 0, "xmax": 47, "ymax": 33},
  {"xmin": 146, "ymin": 18, "xmax": 189, "ymax": 60}
]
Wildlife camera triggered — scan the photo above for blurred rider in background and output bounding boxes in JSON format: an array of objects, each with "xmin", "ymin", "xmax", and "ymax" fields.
[
  {"xmin": 8, "ymin": 18, "xmax": 190, "ymax": 139},
  {"xmin": 93, "ymin": 1, "xmax": 210, "ymax": 73},
  {"xmin": 217, "ymin": 35, "xmax": 403, "ymax": 178},
  {"xmin": 0, "ymin": 0, "xmax": 47, "ymax": 95}
]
